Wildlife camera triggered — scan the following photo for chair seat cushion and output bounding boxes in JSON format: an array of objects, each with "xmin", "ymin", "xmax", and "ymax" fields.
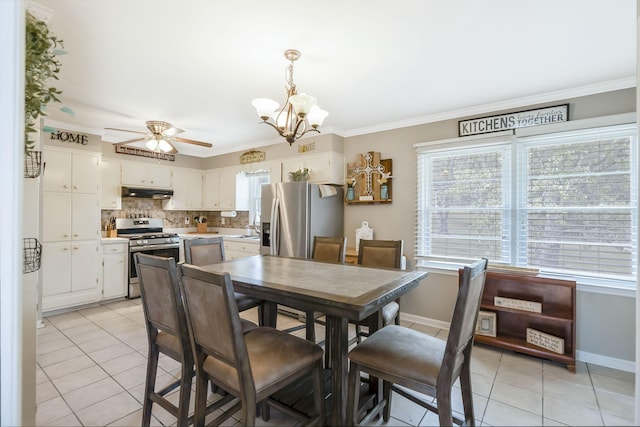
[
  {"xmin": 240, "ymin": 318, "xmax": 258, "ymax": 333},
  {"xmin": 234, "ymin": 292, "xmax": 263, "ymax": 311},
  {"xmin": 348, "ymin": 325, "xmax": 445, "ymax": 387},
  {"xmin": 203, "ymin": 327, "xmax": 323, "ymax": 396}
]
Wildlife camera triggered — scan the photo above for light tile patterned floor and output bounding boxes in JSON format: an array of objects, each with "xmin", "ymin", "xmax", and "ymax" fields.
[{"xmin": 36, "ymin": 299, "xmax": 635, "ymax": 426}]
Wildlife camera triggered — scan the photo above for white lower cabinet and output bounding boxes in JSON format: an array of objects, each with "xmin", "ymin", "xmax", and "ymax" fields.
[
  {"xmin": 42, "ymin": 240, "xmax": 100, "ymax": 311},
  {"xmin": 102, "ymin": 241, "xmax": 128, "ymax": 299},
  {"xmin": 224, "ymin": 239, "xmax": 259, "ymax": 260}
]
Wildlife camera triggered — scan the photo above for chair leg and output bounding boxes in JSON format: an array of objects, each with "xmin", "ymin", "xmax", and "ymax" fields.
[
  {"xmin": 312, "ymin": 360, "xmax": 325, "ymax": 426},
  {"xmin": 382, "ymin": 380, "xmax": 392, "ymax": 422},
  {"xmin": 142, "ymin": 345, "xmax": 159, "ymax": 427},
  {"xmin": 177, "ymin": 361, "xmax": 193, "ymax": 426},
  {"xmin": 305, "ymin": 311, "xmax": 316, "ymax": 342},
  {"xmin": 460, "ymin": 369, "xmax": 476, "ymax": 425},
  {"xmin": 346, "ymin": 361, "xmax": 360, "ymax": 426},
  {"xmin": 193, "ymin": 369, "xmax": 209, "ymax": 427},
  {"xmin": 243, "ymin": 394, "xmax": 257, "ymax": 427},
  {"xmin": 436, "ymin": 387, "xmax": 453, "ymax": 427}
]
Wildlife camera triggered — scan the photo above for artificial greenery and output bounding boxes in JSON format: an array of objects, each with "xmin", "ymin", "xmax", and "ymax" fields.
[
  {"xmin": 289, "ymin": 167, "xmax": 309, "ymax": 181},
  {"xmin": 25, "ymin": 11, "xmax": 64, "ymax": 152}
]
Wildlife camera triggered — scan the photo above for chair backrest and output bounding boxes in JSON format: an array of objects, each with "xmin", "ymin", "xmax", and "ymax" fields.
[
  {"xmin": 184, "ymin": 236, "xmax": 225, "ymax": 266},
  {"xmin": 312, "ymin": 236, "xmax": 347, "ymax": 263},
  {"xmin": 440, "ymin": 258, "xmax": 489, "ymax": 381},
  {"xmin": 179, "ymin": 263, "xmax": 253, "ymax": 392},
  {"xmin": 358, "ymin": 239, "xmax": 403, "ymax": 269},
  {"xmin": 135, "ymin": 253, "xmax": 191, "ymax": 354}
]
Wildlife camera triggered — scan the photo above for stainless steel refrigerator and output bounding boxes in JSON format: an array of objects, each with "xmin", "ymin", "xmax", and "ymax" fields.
[{"xmin": 261, "ymin": 181, "xmax": 344, "ymax": 258}]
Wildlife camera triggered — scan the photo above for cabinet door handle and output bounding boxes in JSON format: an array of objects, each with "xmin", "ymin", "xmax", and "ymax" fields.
[
  {"xmin": 63, "ymin": 247, "xmax": 69, "ymax": 251},
  {"xmin": 73, "ymin": 233, "xmax": 79, "ymax": 237},
  {"xmin": 73, "ymin": 246, "xmax": 79, "ymax": 250},
  {"xmin": 63, "ymin": 234, "xmax": 69, "ymax": 238},
  {"xmin": 63, "ymin": 185, "xmax": 69, "ymax": 189},
  {"xmin": 73, "ymin": 185, "xmax": 79, "ymax": 189}
]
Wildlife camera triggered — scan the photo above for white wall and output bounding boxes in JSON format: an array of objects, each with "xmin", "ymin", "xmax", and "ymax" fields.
[{"xmin": 1, "ymin": 0, "xmax": 35, "ymax": 425}]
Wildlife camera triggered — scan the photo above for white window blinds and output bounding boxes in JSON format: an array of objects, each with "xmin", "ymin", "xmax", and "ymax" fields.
[{"xmin": 416, "ymin": 123, "xmax": 637, "ymax": 284}]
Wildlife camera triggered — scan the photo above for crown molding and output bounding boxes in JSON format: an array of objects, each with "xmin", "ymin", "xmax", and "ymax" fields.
[{"xmin": 343, "ymin": 77, "xmax": 636, "ymax": 138}]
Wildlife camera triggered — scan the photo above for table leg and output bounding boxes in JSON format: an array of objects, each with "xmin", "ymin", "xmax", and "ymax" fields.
[
  {"xmin": 327, "ymin": 314, "xmax": 348, "ymax": 426},
  {"xmin": 262, "ymin": 301, "xmax": 277, "ymax": 328}
]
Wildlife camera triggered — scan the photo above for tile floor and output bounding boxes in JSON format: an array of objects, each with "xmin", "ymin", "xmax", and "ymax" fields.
[{"xmin": 36, "ymin": 298, "xmax": 635, "ymax": 426}]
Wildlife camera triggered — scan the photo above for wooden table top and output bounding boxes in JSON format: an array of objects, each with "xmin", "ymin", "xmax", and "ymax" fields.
[{"xmin": 199, "ymin": 255, "xmax": 427, "ymax": 321}]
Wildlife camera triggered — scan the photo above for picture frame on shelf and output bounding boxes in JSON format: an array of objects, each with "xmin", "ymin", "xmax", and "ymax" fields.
[{"xmin": 475, "ymin": 311, "xmax": 497, "ymax": 337}]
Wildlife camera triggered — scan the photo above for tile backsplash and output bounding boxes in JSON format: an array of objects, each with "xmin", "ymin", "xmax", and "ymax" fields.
[{"xmin": 101, "ymin": 199, "xmax": 249, "ymax": 230}]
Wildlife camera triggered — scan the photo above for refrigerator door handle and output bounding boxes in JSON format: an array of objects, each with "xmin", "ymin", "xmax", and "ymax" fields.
[{"xmin": 270, "ymin": 197, "xmax": 280, "ymax": 256}]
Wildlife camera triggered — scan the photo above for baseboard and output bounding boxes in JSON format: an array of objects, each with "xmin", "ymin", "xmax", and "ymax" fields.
[
  {"xmin": 576, "ymin": 350, "xmax": 635, "ymax": 373},
  {"xmin": 400, "ymin": 311, "xmax": 636, "ymax": 372}
]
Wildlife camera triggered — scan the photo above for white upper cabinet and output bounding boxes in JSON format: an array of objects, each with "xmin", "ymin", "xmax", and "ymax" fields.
[
  {"xmin": 203, "ymin": 167, "xmax": 239, "ymax": 210},
  {"xmin": 43, "ymin": 149, "xmax": 100, "ymax": 194},
  {"xmin": 100, "ymin": 159, "xmax": 121, "ymax": 210},
  {"xmin": 164, "ymin": 168, "xmax": 203, "ymax": 210},
  {"xmin": 280, "ymin": 151, "xmax": 344, "ymax": 184},
  {"xmin": 122, "ymin": 161, "xmax": 172, "ymax": 188}
]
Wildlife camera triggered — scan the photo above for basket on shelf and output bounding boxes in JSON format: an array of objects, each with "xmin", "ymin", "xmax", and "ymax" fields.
[
  {"xmin": 23, "ymin": 238, "xmax": 42, "ymax": 274},
  {"xmin": 24, "ymin": 150, "xmax": 42, "ymax": 178}
]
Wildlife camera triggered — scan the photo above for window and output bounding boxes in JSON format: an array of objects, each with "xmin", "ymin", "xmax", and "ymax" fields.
[
  {"xmin": 416, "ymin": 123, "xmax": 638, "ymax": 286},
  {"xmin": 246, "ymin": 171, "xmax": 270, "ymax": 228}
]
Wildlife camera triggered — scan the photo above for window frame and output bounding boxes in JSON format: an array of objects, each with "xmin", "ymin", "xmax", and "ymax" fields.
[{"xmin": 415, "ymin": 121, "xmax": 638, "ymax": 291}]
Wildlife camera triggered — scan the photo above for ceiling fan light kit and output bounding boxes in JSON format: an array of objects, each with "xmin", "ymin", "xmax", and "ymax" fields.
[
  {"xmin": 106, "ymin": 120, "xmax": 212, "ymax": 155},
  {"xmin": 252, "ymin": 49, "xmax": 328, "ymax": 146}
]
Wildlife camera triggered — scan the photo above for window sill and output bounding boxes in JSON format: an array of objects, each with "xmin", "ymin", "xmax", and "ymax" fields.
[{"xmin": 416, "ymin": 260, "xmax": 636, "ymax": 298}]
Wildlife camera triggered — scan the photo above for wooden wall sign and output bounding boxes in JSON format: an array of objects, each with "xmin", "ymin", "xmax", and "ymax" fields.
[
  {"xmin": 459, "ymin": 104, "xmax": 569, "ymax": 137},
  {"xmin": 115, "ymin": 145, "xmax": 175, "ymax": 161}
]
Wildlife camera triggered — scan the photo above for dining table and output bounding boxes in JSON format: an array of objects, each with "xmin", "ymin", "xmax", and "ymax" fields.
[{"xmin": 198, "ymin": 254, "xmax": 427, "ymax": 426}]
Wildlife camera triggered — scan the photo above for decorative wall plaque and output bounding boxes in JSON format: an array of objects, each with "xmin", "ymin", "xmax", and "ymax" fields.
[
  {"xmin": 346, "ymin": 151, "xmax": 392, "ymax": 204},
  {"xmin": 240, "ymin": 150, "xmax": 265, "ymax": 164}
]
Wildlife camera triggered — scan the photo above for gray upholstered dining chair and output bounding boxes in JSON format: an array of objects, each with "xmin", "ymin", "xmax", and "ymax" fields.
[
  {"xmin": 184, "ymin": 236, "xmax": 266, "ymax": 325},
  {"xmin": 355, "ymin": 239, "xmax": 404, "ymax": 341},
  {"xmin": 135, "ymin": 253, "xmax": 255, "ymax": 426},
  {"xmin": 179, "ymin": 263, "xmax": 326, "ymax": 426},
  {"xmin": 346, "ymin": 258, "xmax": 489, "ymax": 426},
  {"xmin": 305, "ymin": 236, "xmax": 347, "ymax": 342},
  {"xmin": 183, "ymin": 236, "xmax": 226, "ymax": 265}
]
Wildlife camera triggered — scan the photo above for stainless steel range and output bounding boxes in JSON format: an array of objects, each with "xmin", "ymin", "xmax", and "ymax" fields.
[{"xmin": 115, "ymin": 218, "xmax": 180, "ymax": 298}]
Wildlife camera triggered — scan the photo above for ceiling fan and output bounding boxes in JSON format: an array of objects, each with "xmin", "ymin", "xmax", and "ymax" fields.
[{"xmin": 105, "ymin": 120, "xmax": 212, "ymax": 154}]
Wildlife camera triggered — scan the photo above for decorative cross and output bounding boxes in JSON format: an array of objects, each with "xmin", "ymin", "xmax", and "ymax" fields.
[{"xmin": 353, "ymin": 152, "xmax": 386, "ymax": 196}]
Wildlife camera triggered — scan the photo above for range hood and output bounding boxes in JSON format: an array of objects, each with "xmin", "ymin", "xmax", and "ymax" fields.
[{"xmin": 121, "ymin": 186, "xmax": 173, "ymax": 199}]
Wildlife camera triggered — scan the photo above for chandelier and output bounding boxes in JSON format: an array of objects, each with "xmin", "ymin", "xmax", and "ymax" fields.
[{"xmin": 251, "ymin": 49, "xmax": 328, "ymax": 145}]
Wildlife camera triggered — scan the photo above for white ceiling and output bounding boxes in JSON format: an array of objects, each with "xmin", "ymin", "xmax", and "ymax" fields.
[{"xmin": 34, "ymin": 0, "xmax": 636, "ymax": 158}]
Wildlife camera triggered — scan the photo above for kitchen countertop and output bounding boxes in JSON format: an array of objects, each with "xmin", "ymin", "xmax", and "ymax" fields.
[
  {"xmin": 170, "ymin": 227, "xmax": 260, "ymax": 243},
  {"xmin": 101, "ymin": 237, "xmax": 128, "ymax": 244}
]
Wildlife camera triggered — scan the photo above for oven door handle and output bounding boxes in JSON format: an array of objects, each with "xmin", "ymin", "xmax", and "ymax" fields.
[{"xmin": 129, "ymin": 244, "xmax": 180, "ymax": 252}]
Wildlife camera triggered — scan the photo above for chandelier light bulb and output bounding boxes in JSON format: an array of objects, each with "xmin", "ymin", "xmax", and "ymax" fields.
[
  {"xmin": 145, "ymin": 139, "xmax": 159, "ymax": 151},
  {"xmin": 251, "ymin": 98, "xmax": 279, "ymax": 120},
  {"xmin": 288, "ymin": 93, "xmax": 317, "ymax": 117},
  {"xmin": 158, "ymin": 138, "xmax": 172, "ymax": 152},
  {"xmin": 307, "ymin": 105, "xmax": 329, "ymax": 128}
]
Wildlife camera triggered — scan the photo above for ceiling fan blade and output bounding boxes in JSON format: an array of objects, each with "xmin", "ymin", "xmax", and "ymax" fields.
[
  {"xmin": 105, "ymin": 127, "xmax": 148, "ymax": 136},
  {"xmin": 163, "ymin": 127, "xmax": 185, "ymax": 137},
  {"xmin": 165, "ymin": 140, "xmax": 178, "ymax": 154},
  {"xmin": 173, "ymin": 136, "xmax": 213, "ymax": 148},
  {"xmin": 113, "ymin": 137, "xmax": 148, "ymax": 146}
]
